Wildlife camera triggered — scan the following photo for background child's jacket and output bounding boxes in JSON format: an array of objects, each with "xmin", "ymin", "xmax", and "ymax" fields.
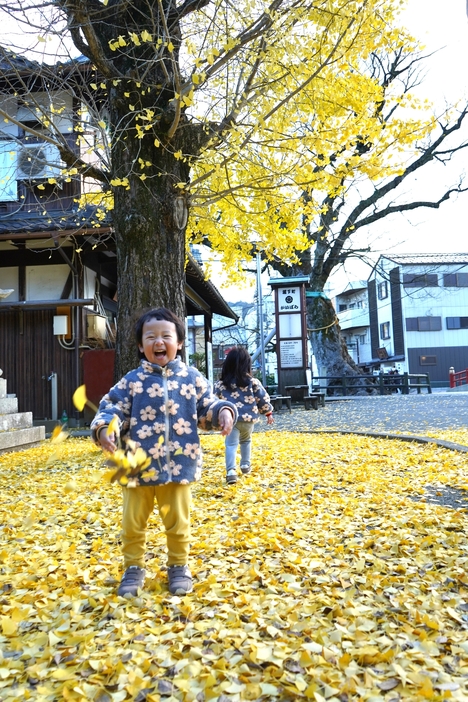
[{"xmin": 214, "ymin": 377, "xmax": 273, "ymax": 422}]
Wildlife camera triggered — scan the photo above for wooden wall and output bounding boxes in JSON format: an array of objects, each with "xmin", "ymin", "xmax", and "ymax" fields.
[{"xmin": 0, "ymin": 308, "xmax": 77, "ymax": 419}]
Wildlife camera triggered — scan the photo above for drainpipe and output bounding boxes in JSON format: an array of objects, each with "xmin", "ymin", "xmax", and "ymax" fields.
[
  {"xmin": 48, "ymin": 372, "xmax": 58, "ymax": 420},
  {"xmin": 54, "ymin": 243, "xmax": 80, "ymax": 421}
]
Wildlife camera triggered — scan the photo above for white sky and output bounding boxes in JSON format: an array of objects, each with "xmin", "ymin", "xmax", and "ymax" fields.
[
  {"xmin": 326, "ymin": 0, "xmax": 468, "ymax": 294},
  {"xmin": 214, "ymin": 0, "xmax": 468, "ymax": 302}
]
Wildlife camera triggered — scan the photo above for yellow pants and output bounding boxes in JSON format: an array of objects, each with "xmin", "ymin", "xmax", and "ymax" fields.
[{"xmin": 121, "ymin": 483, "xmax": 191, "ymax": 569}]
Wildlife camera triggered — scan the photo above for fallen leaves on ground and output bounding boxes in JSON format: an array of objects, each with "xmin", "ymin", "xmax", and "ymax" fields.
[{"xmin": 1, "ymin": 432, "xmax": 468, "ymax": 701}]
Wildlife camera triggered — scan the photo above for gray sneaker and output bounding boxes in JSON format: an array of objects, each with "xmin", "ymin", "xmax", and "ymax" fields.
[
  {"xmin": 240, "ymin": 464, "xmax": 251, "ymax": 474},
  {"xmin": 117, "ymin": 566, "xmax": 145, "ymax": 597},
  {"xmin": 167, "ymin": 565, "xmax": 193, "ymax": 595},
  {"xmin": 226, "ymin": 469, "xmax": 237, "ymax": 484}
]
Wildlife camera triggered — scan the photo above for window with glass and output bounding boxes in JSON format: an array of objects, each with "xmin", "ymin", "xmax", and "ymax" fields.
[
  {"xmin": 403, "ymin": 273, "xmax": 438, "ymax": 288},
  {"xmin": 446, "ymin": 317, "xmax": 468, "ymax": 329},
  {"xmin": 377, "ymin": 281, "xmax": 388, "ymax": 299},
  {"xmin": 380, "ymin": 322, "xmax": 390, "ymax": 339},
  {"xmin": 443, "ymin": 273, "xmax": 468, "ymax": 287},
  {"xmin": 405, "ymin": 317, "xmax": 442, "ymax": 331}
]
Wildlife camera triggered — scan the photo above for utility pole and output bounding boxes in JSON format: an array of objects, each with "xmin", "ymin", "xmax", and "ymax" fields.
[{"xmin": 256, "ymin": 252, "xmax": 267, "ymax": 386}]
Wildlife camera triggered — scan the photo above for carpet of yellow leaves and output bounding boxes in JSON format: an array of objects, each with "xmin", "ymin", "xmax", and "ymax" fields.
[{"xmin": 1, "ymin": 432, "xmax": 468, "ymax": 701}]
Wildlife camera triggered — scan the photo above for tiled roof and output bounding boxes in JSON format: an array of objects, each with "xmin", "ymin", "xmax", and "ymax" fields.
[
  {"xmin": 0, "ymin": 207, "xmax": 102, "ymax": 235},
  {"xmin": 381, "ymin": 253, "xmax": 468, "ymax": 265}
]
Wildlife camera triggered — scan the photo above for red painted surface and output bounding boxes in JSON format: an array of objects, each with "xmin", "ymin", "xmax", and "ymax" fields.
[
  {"xmin": 449, "ymin": 368, "xmax": 468, "ymax": 388},
  {"xmin": 82, "ymin": 349, "xmax": 115, "ymax": 407}
]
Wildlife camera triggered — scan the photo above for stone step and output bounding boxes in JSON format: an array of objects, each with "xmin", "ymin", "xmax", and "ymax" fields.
[
  {"xmin": 0, "ymin": 397, "xmax": 18, "ymax": 414},
  {"xmin": 0, "ymin": 426, "xmax": 45, "ymax": 455},
  {"xmin": 0, "ymin": 412, "xmax": 33, "ymax": 432}
]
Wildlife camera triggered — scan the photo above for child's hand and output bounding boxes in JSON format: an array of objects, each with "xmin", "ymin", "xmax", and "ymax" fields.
[
  {"xmin": 266, "ymin": 413, "xmax": 274, "ymax": 425},
  {"xmin": 218, "ymin": 408, "xmax": 234, "ymax": 436},
  {"xmin": 97, "ymin": 428, "xmax": 117, "ymax": 453}
]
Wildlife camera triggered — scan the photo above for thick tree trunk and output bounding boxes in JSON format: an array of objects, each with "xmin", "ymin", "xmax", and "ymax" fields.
[
  {"xmin": 307, "ymin": 295, "xmax": 375, "ymax": 395},
  {"xmin": 111, "ymin": 92, "xmax": 191, "ymax": 378}
]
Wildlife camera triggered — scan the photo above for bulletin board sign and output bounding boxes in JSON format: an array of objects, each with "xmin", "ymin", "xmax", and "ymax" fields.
[{"xmin": 279, "ymin": 339, "xmax": 303, "ymax": 368}]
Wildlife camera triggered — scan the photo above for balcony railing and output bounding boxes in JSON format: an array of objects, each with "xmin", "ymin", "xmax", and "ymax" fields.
[{"xmin": 337, "ymin": 307, "xmax": 369, "ymax": 330}]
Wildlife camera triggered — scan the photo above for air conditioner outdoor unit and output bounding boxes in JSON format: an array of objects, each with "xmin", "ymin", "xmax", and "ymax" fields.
[{"xmin": 17, "ymin": 143, "xmax": 63, "ymax": 181}]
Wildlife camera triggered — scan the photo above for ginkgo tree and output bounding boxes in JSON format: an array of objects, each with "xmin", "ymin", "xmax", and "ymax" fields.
[
  {"xmin": 190, "ymin": 41, "xmax": 468, "ymax": 382},
  {"xmin": 254, "ymin": 46, "xmax": 468, "ymax": 381},
  {"xmin": 1, "ymin": 0, "xmax": 466, "ymax": 379},
  {"xmin": 0, "ymin": 0, "xmax": 420, "ymax": 374}
]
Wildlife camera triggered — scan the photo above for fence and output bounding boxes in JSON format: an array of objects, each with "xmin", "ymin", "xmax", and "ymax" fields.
[
  {"xmin": 449, "ymin": 367, "xmax": 468, "ymax": 388},
  {"xmin": 311, "ymin": 372, "xmax": 431, "ymax": 396}
]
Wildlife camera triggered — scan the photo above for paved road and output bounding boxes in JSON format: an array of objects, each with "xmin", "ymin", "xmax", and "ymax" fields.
[{"xmin": 257, "ymin": 392, "xmax": 468, "ymax": 434}]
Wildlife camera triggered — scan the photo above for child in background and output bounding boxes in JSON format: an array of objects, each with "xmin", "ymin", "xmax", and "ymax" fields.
[
  {"xmin": 214, "ymin": 346, "xmax": 274, "ymax": 484},
  {"xmin": 91, "ymin": 308, "xmax": 236, "ymax": 597}
]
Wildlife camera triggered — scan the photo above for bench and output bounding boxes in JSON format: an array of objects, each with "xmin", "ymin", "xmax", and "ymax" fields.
[
  {"xmin": 304, "ymin": 394, "xmax": 319, "ymax": 410},
  {"xmin": 285, "ymin": 384, "xmax": 309, "ymax": 403},
  {"xmin": 304, "ymin": 392, "xmax": 326, "ymax": 410},
  {"xmin": 270, "ymin": 395, "xmax": 292, "ymax": 413}
]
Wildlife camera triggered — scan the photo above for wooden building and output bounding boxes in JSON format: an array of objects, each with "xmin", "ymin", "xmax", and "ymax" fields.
[{"xmin": 0, "ymin": 50, "xmax": 237, "ymax": 421}]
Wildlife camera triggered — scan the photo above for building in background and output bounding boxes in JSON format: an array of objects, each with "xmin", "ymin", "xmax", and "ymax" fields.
[
  {"xmin": 334, "ymin": 281, "xmax": 372, "ymax": 366},
  {"xmin": 212, "ymin": 288, "xmax": 277, "ymax": 383},
  {"xmin": 367, "ymin": 254, "xmax": 468, "ymax": 384}
]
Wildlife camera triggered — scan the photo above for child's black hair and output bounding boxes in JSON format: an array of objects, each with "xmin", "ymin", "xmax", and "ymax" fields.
[
  {"xmin": 134, "ymin": 307, "xmax": 185, "ymax": 359},
  {"xmin": 220, "ymin": 346, "xmax": 252, "ymax": 388}
]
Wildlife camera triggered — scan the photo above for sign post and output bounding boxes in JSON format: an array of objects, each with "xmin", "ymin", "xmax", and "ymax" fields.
[{"xmin": 268, "ymin": 276, "xmax": 309, "ymax": 396}]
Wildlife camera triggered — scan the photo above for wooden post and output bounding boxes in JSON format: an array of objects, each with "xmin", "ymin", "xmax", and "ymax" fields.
[
  {"xmin": 342, "ymin": 376, "xmax": 348, "ymax": 396},
  {"xmin": 379, "ymin": 372, "xmax": 385, "ymax": 395},
  {"xmin": 402, "ymin": 372, "xmax": 409, "ymax": 394}
]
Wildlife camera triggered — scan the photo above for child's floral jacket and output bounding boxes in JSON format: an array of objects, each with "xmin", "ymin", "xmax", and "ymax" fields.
[
  {"xmin": 214, "ymin": 377, "xmax": 273, "ymax": 423},
  {"xmin": 91, "ymin": 359, "xmax": 237, "ymax": 486}
]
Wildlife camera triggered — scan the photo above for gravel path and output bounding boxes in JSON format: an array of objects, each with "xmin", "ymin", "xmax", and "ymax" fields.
[{"xmin": 256, "ymin": 392, "xmax": 468, "ymax": 434}]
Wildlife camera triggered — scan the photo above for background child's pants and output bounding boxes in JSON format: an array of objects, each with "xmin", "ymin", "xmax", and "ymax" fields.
[
  {"xmin": 225, "ymin": 420, "xmax": 255, "ymax": 471},
  {"xmin": 121, "ymin": 483, "xmax": 191, "ymax": 569}
]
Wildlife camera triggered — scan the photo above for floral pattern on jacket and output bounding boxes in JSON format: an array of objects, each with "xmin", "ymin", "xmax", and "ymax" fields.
[
  {"xmin": 91, "ymin": 359, "xmax": 237, "ymax": 486},
  {"xmin": 214, "ymin": 377, "xmax": 273, "ymax": 423}
]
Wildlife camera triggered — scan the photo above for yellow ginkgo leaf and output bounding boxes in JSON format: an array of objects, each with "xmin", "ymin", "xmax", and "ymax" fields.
[
  {"xmin": 63, "ymin": 481, "xmax": 77, "ymax": 494},
  {"xmin": 1, "ymin": 616, "xmax": 17, "ymax": 636},
  {"xmin": 72, "ymin": 385, "xmax": 88, "ymax": 411},
  {"xmin": 133, "ymin": 447, "xmax": 148, "ymax": 464},
  {"xmin": 51, "ymin": 425, "xmax": 69, "ymax": 444},
  {"xmin": 106, "ymin": 415, "xmax": 120, "ymax": 437},
  {"xmin": 102, "ymin": 469, "xmax": 117, "ymax": 483}
]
